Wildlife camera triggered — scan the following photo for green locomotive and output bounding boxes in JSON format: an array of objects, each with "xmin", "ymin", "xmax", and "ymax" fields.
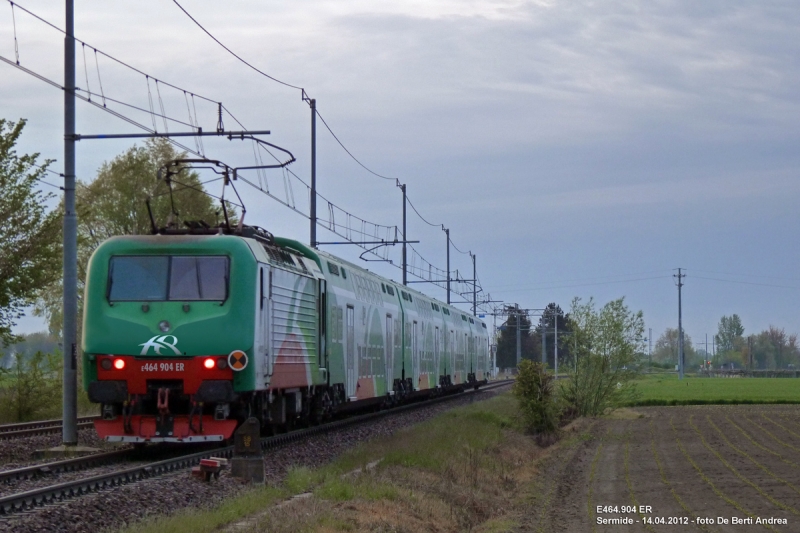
[{"xmin": 84, "ymin": 225, "xmax": 490, "ymax": 443}]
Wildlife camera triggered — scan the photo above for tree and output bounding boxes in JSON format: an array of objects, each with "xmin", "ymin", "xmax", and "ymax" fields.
[
  {"xmin": 535, "ymin": 302, "xmax": 572, "ymax": 371},
  {"xmin": 714, "ymin": 314, "xmax": 745, "ymax": 366},
  {"xmin": 562, "ymin": 297, "xmax": 644, "ymax": 416},
  {"xmin": 35, "ymin": 138, "xmax": 233, "ymax": 335},
  {"xmin": 749, "ymin": 327, "xmax": 799, "ymax": 370},
  {"xmin": 496, "ymin": 310, "xmax": 537, "ymax": 369},
  {"xmin": 513, "ymin": 360, "xmax": 560, "ymax": 442},
  {"xmin": 0, "ymin": 119, "xmax": 61, "ymax": 347},
  {"xmin": 652, "ymin": 328, "xmax": 698, "ymax": 367},
  {"xmin": 0, "ymin": 350, "xmax": 62, "ymax": 422}
]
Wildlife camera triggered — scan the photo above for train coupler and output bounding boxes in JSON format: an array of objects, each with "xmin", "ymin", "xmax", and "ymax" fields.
[{"xmin": 155, "ymin": 387, "xmax": 174, "ymax": 437}]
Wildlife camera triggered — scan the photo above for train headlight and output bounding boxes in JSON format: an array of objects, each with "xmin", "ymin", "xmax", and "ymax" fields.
[
  {"xmin": 216, "ymin": 358, "xmax": 228, "ymax": 370},
  {"xmin": 100, "ymin": 358, "xmax": 112, "ymax": 371},
  {"xmin": 203, "ymin": 357, "xmax": 215, "ymax": 369},
  {"xmin": 113, "ymin": 358, "xmax": 125, "ymax": 370},
  {"xmin": 158, "ymin": 320, "xmax": 170, "ymax": 333}
]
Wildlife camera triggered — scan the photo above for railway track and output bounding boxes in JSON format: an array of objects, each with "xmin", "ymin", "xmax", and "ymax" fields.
[
  {"xmin": 0, "ymin": 417, "xmax": 99, "ymax": 440},
  {"xmin": 0, "ymin": 380, "xmax": 512, "ymax": 518}
]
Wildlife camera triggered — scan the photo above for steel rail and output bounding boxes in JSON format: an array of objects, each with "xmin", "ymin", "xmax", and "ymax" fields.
[
  {"xmin": 0, "ymin": 381, "xmax": 511, "ymax": 517},
  {"xmin": 0, "ymin": 449, "xmax": 132, "ymax": 485},
  {"xmin": 0, "ymin": 416, "xmax": 99, "ymax": 440}
]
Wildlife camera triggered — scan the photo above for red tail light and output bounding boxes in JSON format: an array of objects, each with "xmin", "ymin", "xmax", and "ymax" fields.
[
  {"xmin": 203, "ymin": 357, "xmax": 215, "ymax": 369},
  {"xmin": 113, "ymin": 358, "xmax": 125, "ymax": 370}
]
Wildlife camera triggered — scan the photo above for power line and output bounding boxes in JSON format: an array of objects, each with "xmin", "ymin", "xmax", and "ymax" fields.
[
  {"xmin": 166, "ymin": 0, "xmax": 481, "ymax": 284},
  {"xmin": 489, "ymin": 275, "xmax": 672, "ymax": 294},
  {"xmin": 8, "ymin": 1, "xmax": 220, "ymax": 107},
  {"xmin": 314, "ymin": 109, "xmax": 394, "ymax": 182},
  {"xmin": 488, "ymin": 270, "xmax": 673, "ymax": 290},
  {"xmin": 170, "ymin": 0, "xmax": 303, "ymax": 91},
  {"xmin": 5, "ymin": 1, "xmax": 480, "ymax": 308},
  {"xmin": 692, "ymin": 276, "xmax": 800, "ymax": 290},
  {"xmin": 691, "ymin": 269, "xmax": 800, "ymax": 283}
]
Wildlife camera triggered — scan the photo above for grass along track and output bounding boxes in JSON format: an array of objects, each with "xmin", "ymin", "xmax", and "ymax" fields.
[
  {"xmin": 0, "ymin": 382, "xmax": 511, "ymax": 521},
  {"xmin": 88, "ymin": 402, "xmax": 799, "ymax": 533}
]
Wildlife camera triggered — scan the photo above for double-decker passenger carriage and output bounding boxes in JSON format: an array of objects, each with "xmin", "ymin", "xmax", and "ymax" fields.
[{"xmin": 83, "ymin": 225, "xmax": 490, "ymax": 443}]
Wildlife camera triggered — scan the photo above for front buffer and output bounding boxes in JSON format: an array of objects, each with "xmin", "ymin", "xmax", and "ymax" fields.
[{"xmin": 90, "ymin": 354, "xmax": 239, "ymax": 443}]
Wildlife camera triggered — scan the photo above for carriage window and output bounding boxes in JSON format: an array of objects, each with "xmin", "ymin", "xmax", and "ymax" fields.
[
  {"xmin": 108, "ymin": 256, "xmax": 229, "ymax": 302},
  {"xmin": 108, "ymin": 256, "xmax": 168, "ymax": 301},
  {"xmin": 170, "ymin": 256, "xmax": 228, "ymax": 300}
]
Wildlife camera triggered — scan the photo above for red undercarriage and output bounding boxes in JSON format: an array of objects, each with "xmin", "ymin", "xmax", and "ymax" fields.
[{"xmin": 94, "ymin": 415, "xmax": 238, "ymax": 443}]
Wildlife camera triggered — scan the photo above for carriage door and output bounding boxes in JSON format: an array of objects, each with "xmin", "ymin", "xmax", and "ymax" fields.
[
  {"xmin": 412, "ymin": 321, "xmax": 419, "ymax": 389},
  {"xmin": 449, "ymin": 330, "xmax": 455, "ymax": 379},
  {"xmin": 259, "ymin": 265, "xmax": 272, "ymax": 382},
  {"xmin": 318, "ymin": 280, "xmax": 327, "ymax": 373},
  {"xmin": 434, "ymin": 327, "xmax": 440, "ymax": 386},
  {"xmin": 385, "ymin": 314, "xmax": 393, "ymax": 391},
  {"xmin": 346, "ymin": 305, "xmax": 356, "ymax": 397}
]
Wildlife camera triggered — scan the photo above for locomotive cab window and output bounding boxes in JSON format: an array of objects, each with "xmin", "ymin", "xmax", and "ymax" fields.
[{"xmin": 108, "ymin": 256, "xmax": 229, "ymax": 302}]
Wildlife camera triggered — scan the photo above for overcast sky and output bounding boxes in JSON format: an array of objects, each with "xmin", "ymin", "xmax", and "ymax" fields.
[{"xmin": 2, "ymin": 0, "xmax": 799, "ymax": 349}]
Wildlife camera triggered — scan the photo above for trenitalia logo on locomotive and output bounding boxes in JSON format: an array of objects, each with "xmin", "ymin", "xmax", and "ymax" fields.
[{"xmin": 138, "ymin": 335, "xmax": 181, "ymax": 355}]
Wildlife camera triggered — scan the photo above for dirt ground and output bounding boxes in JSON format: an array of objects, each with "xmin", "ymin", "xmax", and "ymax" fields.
[{"xmin": 523, "ymin": 405, "xmax": 800, "ymax": 532}]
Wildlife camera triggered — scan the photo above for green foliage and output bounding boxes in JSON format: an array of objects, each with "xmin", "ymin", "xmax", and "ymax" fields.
[
  {"xmin": 562, "ymin": 297, "xmax": 643, "ymax": 416},
  {"xmin": 0, "ymin": 119, "xmax": 61, "ymax": 347},
  {"xmin": 512, "ymin": 359, "xmax": 560, "ymax": 435},
  {"xmin": 0, "ymin": 350, "xmax": 62, "ymax": 422},
  {"xmin": 748, "ymin": 327, "xmax": 799, "ymax": 370},
  {"xmin": 116, "ymin": 486, "xmax": 284, "ymax": 533},
  {"xmin": 632, "ymin": 374, "xmax": 800, "ymax": 405},
  {"xmin": 534, "ymin": 302, "xmax": 572, "ymax": 370},
  {"xmin": 714, "ymin": 314, "xmax": 745, "ymax": 366},
  {"xmin": 652, "ymin": 327, "xmax": 698, "ymax": 366},
  {"xmin": 496, "ymin": 311, "xmax": 536, "ymax": 368}
]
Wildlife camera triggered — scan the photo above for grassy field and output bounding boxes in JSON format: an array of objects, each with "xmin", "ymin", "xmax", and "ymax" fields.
[
  {"xmin": 118, "ymin": 393, "xmax": 580, "ymax": 533},
  {"xmin": 631, "ymin": 373, "xmax": 800, "ymax": 405}
]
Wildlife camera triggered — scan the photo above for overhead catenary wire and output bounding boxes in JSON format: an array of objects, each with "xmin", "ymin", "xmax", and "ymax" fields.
[
  {"xmin": 166, "ymin": 0, "xmax": 479, "ymax": 292},
  {"xmin": 7, "ymin": 1, "xmax": 220, "ymax": 107},
  {"xmin": 5, "ymin": 1, "xmax": 481, "ymax": 308},
  {"xmin": 170, "ymin": 0, "xmax": 303, "ymax": 91},
  {"xmin": 314, "ymin": 109, "xmax": 394, "ymax": 182},
  {"xmin": 489, "ymin": 275, "xmax": 672, "ymax": 294},
  {"xmin": 691, "ymin": 276, "xmax": 800, "ymax": 291}
]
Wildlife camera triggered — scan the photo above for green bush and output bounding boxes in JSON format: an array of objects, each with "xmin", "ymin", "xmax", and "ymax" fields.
[
  {"xmin": 512, "ymin": 360, "xmax": 560, "ymax": 437},
  {"xmin": 561, "ymin": 354, "xmax": 639, "ymax": 417},
  {"xmin": 0, "ymin": 350, "xmax": 62, "ymax": 422}
]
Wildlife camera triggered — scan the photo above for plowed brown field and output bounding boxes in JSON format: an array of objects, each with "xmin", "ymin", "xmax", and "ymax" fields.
[{"xmin": 524, "ymin": 406, "xmax": 800, "ymax": 532}]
